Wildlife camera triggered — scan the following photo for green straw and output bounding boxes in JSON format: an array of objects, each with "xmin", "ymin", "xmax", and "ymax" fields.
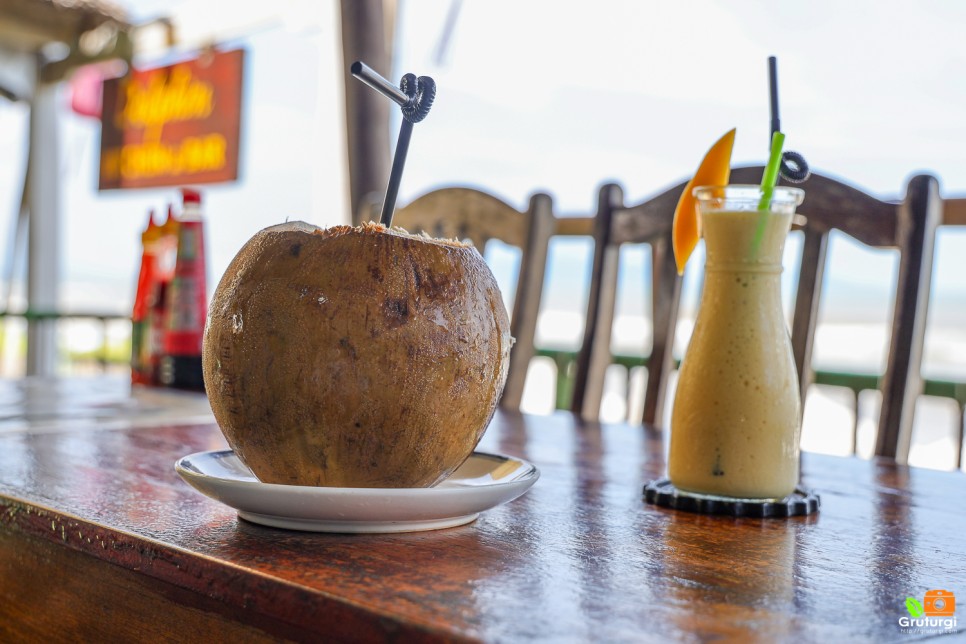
[
  {"xmin": 759, "ymin": 131, "xmax": 785, "ymax": 208},
  {"xmin": 752, "ymin": 131, "xmax": 786, "ymax": 252}
]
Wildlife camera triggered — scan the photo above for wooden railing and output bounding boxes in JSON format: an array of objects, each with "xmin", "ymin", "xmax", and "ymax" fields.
[
  {"xmin": 0, "ymin": 311, "xmax": 130, "ymax": 374},
  {"xmin": 943, "ymin": 198, "xmax": 966, "ymax": 225},
  {"xmin": 538, "ymin": 348, "xmax": 966, "ymax": 410},
  {"xmin": 536, "ymin": 347, "xmax": 966, "ymax": 468},
  {"xmin": 558, "ymin": 195, "xmax": 966, "ymax": 234}
]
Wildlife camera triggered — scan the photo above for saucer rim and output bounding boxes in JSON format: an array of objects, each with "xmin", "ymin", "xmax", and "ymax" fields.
[
  {"xmin": 173, "ymin": 449, "xmax": 540, "ymax": 533},
  {"xmin": 175, "ymin": 449, "xmax": 538, "ymax": 493}
]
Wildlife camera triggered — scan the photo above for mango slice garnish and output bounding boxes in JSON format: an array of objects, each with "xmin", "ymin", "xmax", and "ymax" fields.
[{"xmin": 672, "ymin": 128, "xmax": 736, "ymax": 275}]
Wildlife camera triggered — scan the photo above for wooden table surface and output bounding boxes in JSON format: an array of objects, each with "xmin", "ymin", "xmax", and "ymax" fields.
[{"xmin": 0, "ymin": 379, "xmax": 964, "ymax": 643}]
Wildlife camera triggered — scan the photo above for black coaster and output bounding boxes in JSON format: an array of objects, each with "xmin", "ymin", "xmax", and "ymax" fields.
[{"xmin": 643, "ymin": 478, "xmax": 820, "ymax": 518}]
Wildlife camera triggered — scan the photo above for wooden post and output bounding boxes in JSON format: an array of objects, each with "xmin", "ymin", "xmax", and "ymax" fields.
[
  {"xmin": 340, "ymin": 0, "xmax": 393, "ymax": 225},
  {"xmin": 26, "ymin": 79, "xmax": 59, "ymax": 376}
]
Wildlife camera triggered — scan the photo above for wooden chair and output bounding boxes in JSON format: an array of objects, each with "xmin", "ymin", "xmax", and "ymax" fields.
[
  {"xmin": 573, "ymin": 169, "xmax": 941, "ymax": 464},
  {"xmin": 380, "ymin": 187, "xmax": 556, "ymax": 412},
  {"xmin": 571, "ymin": 181, "xmax": 684, "ymax": 427}
]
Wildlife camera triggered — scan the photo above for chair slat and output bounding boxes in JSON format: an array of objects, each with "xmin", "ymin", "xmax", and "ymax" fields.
[
  {"xmin": 791, "ymin": 227, "xmax": 828, "ymax": 403},
  {"xmin": 642, "ymin": 232, "xmax": 681, "ymax": 426},
  {"xmin": 876, "ymin": 175, "xmax": 941, "ymax": 460},
  {"xmin": 571, "ymin": 184, "xmax": 624, "ymax": 420},
  {"xmin": 501, "ymin": 193, "xmax": 555, "ymax": 411}
]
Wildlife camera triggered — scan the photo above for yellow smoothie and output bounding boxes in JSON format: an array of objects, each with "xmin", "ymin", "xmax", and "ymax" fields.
[{"xmin": 669, "ymin": 189, "xmax": 802, "ymax": 500}]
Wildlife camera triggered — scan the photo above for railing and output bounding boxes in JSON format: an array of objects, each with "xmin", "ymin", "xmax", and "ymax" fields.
[
  {"xmin": 540, "ymin": 347, "xmax": 966, "ymax": 412},
  {"xmin": 536, "ymin": 347, "xmax": 966, "ymax": 469},
  {"xmin": 0, "ymin": 311, "xmax": 131, "ymax": 374},
  {"xmin": 2, "ymin": 311, "xmax": 963, "ymax": 467}
]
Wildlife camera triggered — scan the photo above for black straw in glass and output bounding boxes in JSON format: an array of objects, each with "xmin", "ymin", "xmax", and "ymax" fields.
[
  {"xmin": 768, "ymin": 56, "xmax": 781, "ymax": 142},
  {"xmin": 767, "ymin": 56, "xmax": 810, "ymax": 183}
]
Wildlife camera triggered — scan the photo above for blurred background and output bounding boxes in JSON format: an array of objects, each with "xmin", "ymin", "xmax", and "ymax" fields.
[{"xmin": 1, "ymin": 0, "xmax": 964, "ymax": 469}]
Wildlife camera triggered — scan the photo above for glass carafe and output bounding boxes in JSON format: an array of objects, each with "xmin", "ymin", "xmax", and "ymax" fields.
[{"xmin": 669, "ymin": 185, "xmax": 805, "ymax": 500}]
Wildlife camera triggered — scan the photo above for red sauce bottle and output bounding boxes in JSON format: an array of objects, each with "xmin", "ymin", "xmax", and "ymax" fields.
[{"xmin": 159, "ymin": 189, "xmax": 208, "ymax": 391}]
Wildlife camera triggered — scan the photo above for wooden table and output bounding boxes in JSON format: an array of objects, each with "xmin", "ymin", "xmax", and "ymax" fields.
[{"xmin": 0, "ymin": 379, "xmax": 964, "ymax": 642}]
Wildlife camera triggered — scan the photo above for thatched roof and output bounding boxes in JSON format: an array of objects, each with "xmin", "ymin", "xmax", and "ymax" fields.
[
  {"xmin": 0, "ymin": 0, "xmax": 130, "ymax": 54},
  {"xmin": 0, "ymin": 0, "xmax": 133, "ymax": 84}
]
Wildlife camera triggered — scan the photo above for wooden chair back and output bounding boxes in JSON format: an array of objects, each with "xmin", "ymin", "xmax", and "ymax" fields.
[
  {"xmin": 386, "ymin": 187, "xmax": 556, "ymax": 412},
  {"xmin": 572, "ymin": 169, "xmax": 941, "ymax": 463},
  {"xmin": 571, "ymin": 181, "xmax": 684, "ymax": 427}
]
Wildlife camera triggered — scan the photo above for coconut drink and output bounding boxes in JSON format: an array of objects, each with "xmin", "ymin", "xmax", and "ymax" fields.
[{"xmin": 202, "ymin": 221, "xmax": 511, "ymax": 488}]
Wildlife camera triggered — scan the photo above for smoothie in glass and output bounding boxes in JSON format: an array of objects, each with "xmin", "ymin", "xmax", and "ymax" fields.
[{"xmin": 669, "ymin": 185, "xmax": 804, "ymax": 500}]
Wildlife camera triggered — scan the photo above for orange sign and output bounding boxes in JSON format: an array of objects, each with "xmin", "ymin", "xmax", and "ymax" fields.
[{"xmin": 99, "ymin": 49, "xmax": 245, "ymax": 190}]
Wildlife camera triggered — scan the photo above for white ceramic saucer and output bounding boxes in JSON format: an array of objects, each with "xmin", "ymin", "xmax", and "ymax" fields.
[{"xmin": 175, "ymin": 450, "xmax": 539, "ymax": 533}]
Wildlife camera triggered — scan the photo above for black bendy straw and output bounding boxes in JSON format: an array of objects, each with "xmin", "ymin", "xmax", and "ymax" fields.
[
  {"xmin": 351, "ymin": 61, "xmax": 437, "ymax": 227},
  {"xmin": 768, "ymin": 56, "xmax": 782, "ymax": 142},
  {"xmin": 768, "ymin": 56, "xmax": 810, "ymax": 183}
]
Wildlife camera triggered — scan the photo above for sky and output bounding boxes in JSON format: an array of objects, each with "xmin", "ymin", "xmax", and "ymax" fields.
[
  {"xmin": 391, "ymin": 0, "xmax": 966, "ymax": 323},
  {"xmin": 1, "ymin": 0, "xmax": 965, "ymax": 361}
]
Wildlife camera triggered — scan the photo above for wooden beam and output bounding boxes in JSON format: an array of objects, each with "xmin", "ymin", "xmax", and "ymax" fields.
[
  {"xmin": 943, "ymin": 198, "xmax": 966, "ymax": 226},
  {"xmin": 340, "ymin": 0, "xmax": 393, "ymax": 225},
  {"xmin": 554, "ymin": 216, "xmax": 593, "ymax": 237},
  {"xmin": 557, "ymin": 197, "xmax": 966, "ymax": 234}
]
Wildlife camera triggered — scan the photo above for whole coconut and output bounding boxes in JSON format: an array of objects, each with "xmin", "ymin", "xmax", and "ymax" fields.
[{"xmin": 203, "ymin": 221, "xmax": 512, "ymax": 488}]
